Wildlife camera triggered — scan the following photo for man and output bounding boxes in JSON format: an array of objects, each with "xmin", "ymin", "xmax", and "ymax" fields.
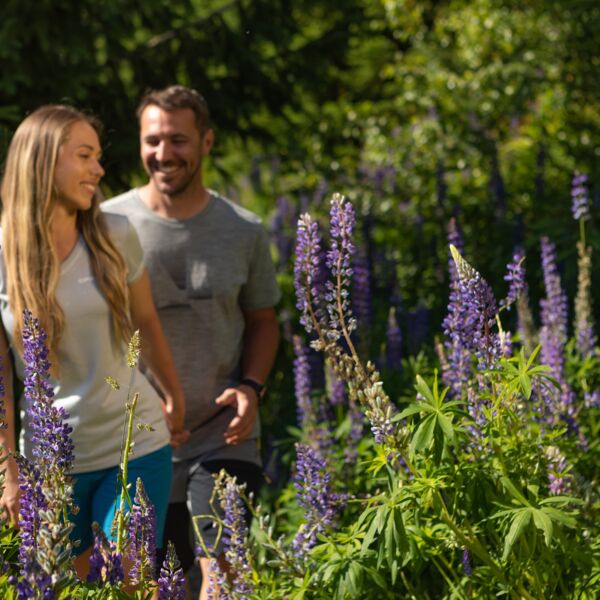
[{"xmin": 102, "ymin": 85, "xmax": 280, "ymax": 598}]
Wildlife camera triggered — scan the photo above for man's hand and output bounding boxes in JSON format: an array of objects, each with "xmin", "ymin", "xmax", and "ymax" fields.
[{"xmin": 215, "ymin": 384, "xmax": 259, "ymax": 445}]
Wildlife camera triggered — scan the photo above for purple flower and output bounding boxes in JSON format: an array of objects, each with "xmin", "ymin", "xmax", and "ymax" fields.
[
  {"xmin": 386, "ymin": 307, "xmax": 402, "ymax": 371},
  {"xmin": 462, "ymin": 547, "xmax": 473, "ymax": 576},
  {"xmin": 157, "ymin": 541, "xmax": 186, "ymax": 600},
  {"xmin": 500, "ymin": 249, "xmax": 526, "ymax": 310},
  {"xmin": 294, "ymin": 214, "xmax": 323, "ymax": 334},
  {"xmin": 539, "ymin": 238, "xmax": 572, "ymax": 420},
  {"xmin": 128, "ymin": 478, "xmax": 157, "ymax": 586},
  {"xmin": 574, "ymin": 241, "xmax": 596, "ymax": 358},
  {"xmin": 293, "ymin": 336, "xmax": 313, "ymax": 428},
  {"xmin": 215, "ymin": 474, "xmax": 254, "ymax": 596},
  {"xmin": 352, "ymin": 251, "xmax": 372, "ymax": 329},
  {"xmin": 87, "ymin": 522, "xmax": 124, "ymax": 586},
  {"xmin": 293, "ymin": 444, "xmax": 345, "ymax": 557},
  {"xmin": 325, "ymin": 194, "xmax": 357, "ymax": 339},
  {"xmin": 329, "ymin": 372, "xmax": 346, "ymax": 407},
  {"xmin": 15, "ymin": 311, "xmax": 76, "ymax": 596},
  {"xmin": 545, "ymin": 446, "xmax": 573, "ymax": 495},
  {"xmin": 571, "ymin": 172, "xmax": 590, "ymax": 221},
  {"xmin": 449, "ymin": 245, "xmax": 501, "ymax": 371},
  {"xmin": 270, "ymin": 195, "xmax": 297, "ymax": 268}
]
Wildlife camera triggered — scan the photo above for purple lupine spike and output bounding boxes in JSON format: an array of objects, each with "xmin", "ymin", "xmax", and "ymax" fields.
[
  {"xmin": 447, "ymin": 246, "xmax": 501, "ymax": 377},
  {"xmin": 22, "ymin": 311, "xmax": 74, "ymax": 471},
  {"xmin": 128, "ymin": 478, "xmax": 157, "ymax": 586},
  {"xmin": 442, "ymin": 221, "xmax": 472, "ymax": 397},
  {"xmin": 574, "ymin": 241, "xmax": 596, "ymax": 358},
  {"xmin": 352, "ymin": 250, "xmax": 372, "ymax": 329},
  {"xmin": 539, "ymin": 238, "xmax": 568, "ymax": 388},
  {"xmin": 216, "ymin": 475, "xmax": 254, "ymax": 596},
  {"xmin": 87, "ymin": 523, "xmax": 124, "ymax": 586},
  {"xmin": 14, "ymin": 312, "xmax": 76, "ymax": 596},
  {"xmin": 270, "ymin": 195, "xmax": 296, "ymax": 267},
  {"xmin": 13, "ymin": 454, "xmax": 52, "ymax": 600},
  {"xmin": 571, "ymin": 172, "xmax": 590, "ymax": 221},
  {"xmin": 386, "ymin": 307, "xmax": 402, "ymax": 371},
  {"xmin": 325, "ymin": 194, "xmax": 357, "ymax": 339},
  {"xmin": 329, "ymin": 373, "xmax": 345, "ymax": 407},
  {"xmin": 462, "ymin": 547, "xmax": 473, "ymax": 576},
  {"xmin": 294, "ymin": 214, "xmax": 323, "ymax": 334},
  {"xmin": 344, "ymin": 400, "xmax": 364, "ymax": 465},
  {"xmin": 500, "ymin": 249, "xmax": 526, "ymax": 310},
  {"xmin": 293, "ymin": 336, "xmax": 313, "ymax": 429},
  {"xmin": 545, "ymin": 446, "xmax": 573, "ymax": 495},
  {"xmin": 292, "ymin": 444, "xmax": 345, "ymax": 557},
  {"xmin": 157, "ymin": 541, "xmax": 186, "ymax": 600}
]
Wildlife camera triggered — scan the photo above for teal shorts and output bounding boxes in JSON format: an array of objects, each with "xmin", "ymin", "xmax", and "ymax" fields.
[{"xmin": 70, "ymin": 445, "xmax": 172, "ymax": 554}]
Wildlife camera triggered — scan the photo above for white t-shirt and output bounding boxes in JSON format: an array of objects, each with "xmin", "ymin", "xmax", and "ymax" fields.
[{"xmin": 0, "ymin": 214, "xmax": 170, "ymax": 473}]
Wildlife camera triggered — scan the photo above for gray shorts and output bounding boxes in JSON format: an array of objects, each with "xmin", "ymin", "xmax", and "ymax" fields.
[{"xmin": 162, "ymin": 457, "xmax": 264, "ymax": 565}]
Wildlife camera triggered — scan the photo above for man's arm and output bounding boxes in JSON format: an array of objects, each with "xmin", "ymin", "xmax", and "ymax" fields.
[{"xmin": 215, "ymin": 307, "xmax": 279, "ymax": 445}]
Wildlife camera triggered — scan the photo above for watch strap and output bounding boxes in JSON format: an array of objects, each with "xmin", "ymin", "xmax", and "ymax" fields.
[{"xmin": 239, "ymin": 378, "xmax": 265, "ymax": 400}]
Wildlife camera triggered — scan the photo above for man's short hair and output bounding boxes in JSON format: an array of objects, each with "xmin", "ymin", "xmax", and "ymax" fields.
[{"xmin": 136, "ymin": 85, "xmax": 210, "ymax": 134}]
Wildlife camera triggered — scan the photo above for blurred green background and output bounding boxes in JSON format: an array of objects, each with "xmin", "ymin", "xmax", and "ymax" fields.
[{"xmin": 1, "ymin": 0, "xmax": 599, "ymax": 449}]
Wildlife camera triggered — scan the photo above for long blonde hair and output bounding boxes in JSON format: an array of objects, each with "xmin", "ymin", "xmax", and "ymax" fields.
[{"xmin": 0, "ymin": 104, "xmax": 133, "ymax": 365}]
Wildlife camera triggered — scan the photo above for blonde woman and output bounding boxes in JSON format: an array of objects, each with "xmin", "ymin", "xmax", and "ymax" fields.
[{"xmin": 0, "ymin": 105, "xmax": 186, "ymax": 576}]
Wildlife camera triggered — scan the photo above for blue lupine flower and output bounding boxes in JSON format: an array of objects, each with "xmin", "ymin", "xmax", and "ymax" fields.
[
  {"xmin": 87, "ymin": 523, "xmax": 124, "ymax": 586},
  {"xmin": 215, "ymin": 474, "xmax": 253, "ymax": 596},
  {"xmin": 293, "ymin": 335, "xmax": 313, "ymax": 428},
  {"xmin": 293, "ymin": 444, "xmax": 345, "ymax": 557},
  {"xmin": 571, "ymin": 172, "xmax": 590, "ymax": 221},
  {"xmin": 157, "ymin": 541, "xmax": 186, "ymax": 600},
  {"xmin": 128, "ymin": 478, "xmax": 157, "ymax": 586},
  {"xmin": 500, "ymin": 249, "xmax": 526, "ymax": 310}
]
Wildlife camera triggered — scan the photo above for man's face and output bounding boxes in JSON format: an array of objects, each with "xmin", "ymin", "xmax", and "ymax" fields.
[{"xmin": 139, "ymin": 106, "xmax": 212, "ymax": 197}]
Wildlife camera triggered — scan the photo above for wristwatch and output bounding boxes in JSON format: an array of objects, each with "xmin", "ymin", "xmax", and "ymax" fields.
[{"xmin": 240, "ymin": 378, "xmax": 266, "ymax": 401}]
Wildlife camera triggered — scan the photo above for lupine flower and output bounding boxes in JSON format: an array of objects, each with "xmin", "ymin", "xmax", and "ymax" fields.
[
  {"xmin": 157, "ymin": 541, "xmax": 186, "ymax": 600},
  {"xmin": 539, "ymin": 238, "xmax": 572, "ymax": 420},
  {"xmin": 571, "ymin": 172, "xmax": 590, "ymax": 221},
  {"xmin": 545, "ymin": 446, "xmax": 573, "ymax": 495},
  {"xmin": 270, "ymin": 195, "xmax": 296, "ymax": 268},
  {"xmin": 500, "ymin": 249, "xmax": 526, "ymax": 310},
  {"xmin": 343, "ymin": 399, "xmax": 364, "ymax": 465},
  {"xmin": 449, "ymin": 245, "xmax": 501, "ymax": 371},
  {"xmin": 352, "ymin": 250, "xmax": 372, "ymax": 330},
  {"xmin": 325, "ymin": 194, "xmax": 357, "ymax": 340},
  {"xmin": 294, "ymin": 214, "xmax": 323, "ymax": 334},
  {"xmin": 293, "ymin": 336, "xmax": 313, "ymax": 429},
  {"xmin": 574, "ymin": 241, "xmax": 596, "ymax": 357},
  {"xmin": 128, "ymin": 478, "xmax": 157, "ymax": 586},
  {"xmin": 442, "ymin": 221, "xmax": 472, "ymax": 397},
  {"xmin": 87, "ymin": 523, "xmax": 124, "ymax": 586},
  {"xmin": 16, "ymin": 311, "xmax": 76, "ymax": 597},
  {"xmin": 214, "ymin": 473, "xmax": 254, "ymax": 596},
  {"xmin": 462, "ymin": 547, "xmax": 473, "ymax": 577},
  {"xmin": 206, "ymin": 557, "xmax": 226, "ymax": 600},
  {"xmin": 584, "ymin": 390, "xmax": 600, "ymax": 408},
  {"xmin": 329, "ymin": 371, "xmax": 345, "ymax": 407},
  {"xmin": 293, "ymin": 444, "xmax": 345, "ymax": 557},
  {"xmin": 386, "ymin": 307, "xmax": 402, "ymax": 371}
]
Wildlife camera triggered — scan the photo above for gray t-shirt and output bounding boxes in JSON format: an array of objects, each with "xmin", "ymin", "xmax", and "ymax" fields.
[
  {"xmin": 102, "ymin": 190, "xmax": 281, "ymax": 464},
  {"xmin": 0, "ymin": 214, "xmax": 170, "ymax": 473}
]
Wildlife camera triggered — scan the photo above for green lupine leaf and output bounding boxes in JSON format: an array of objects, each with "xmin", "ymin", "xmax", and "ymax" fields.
[
  {"xmin": 411, "ymin": 415, "xmax": 437, "ymax": 452},
  {"xmin": 436, "ymin": 413, "xmax": 455, "ymax": 442},
  {"xmin": 541, "ymin": 506, "xmax": 578, "ymax": 528},
  {"xmin": 532, "ymin": 509, "xmax": 553, "ymax": 546},
  {"xmin": 415, "ymin": 374, "xmax": 435, "ymax": 404},
  {"xmin": 503, "ymin": 509, "xmax": 532, "ymax": 560}
]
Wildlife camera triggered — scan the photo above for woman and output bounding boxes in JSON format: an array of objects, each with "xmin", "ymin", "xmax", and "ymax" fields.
[{"xmin": 0, "ymin": 105, "xmax": 186, "ymax": 576}]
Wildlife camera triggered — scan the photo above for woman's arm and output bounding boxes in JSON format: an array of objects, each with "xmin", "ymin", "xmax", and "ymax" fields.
[
  {"xmin": 128, "ymin": 269, "xmax": 187, "ymax": 446},
  {"xmin": 0, "ymin": 321, "xmax": 20, "ymax": 523}
]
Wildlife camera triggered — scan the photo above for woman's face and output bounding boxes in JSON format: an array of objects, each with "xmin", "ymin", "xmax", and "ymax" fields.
[{"xmin": 53, "ymin": 120, "xmax": 105, "ymax": 214}]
